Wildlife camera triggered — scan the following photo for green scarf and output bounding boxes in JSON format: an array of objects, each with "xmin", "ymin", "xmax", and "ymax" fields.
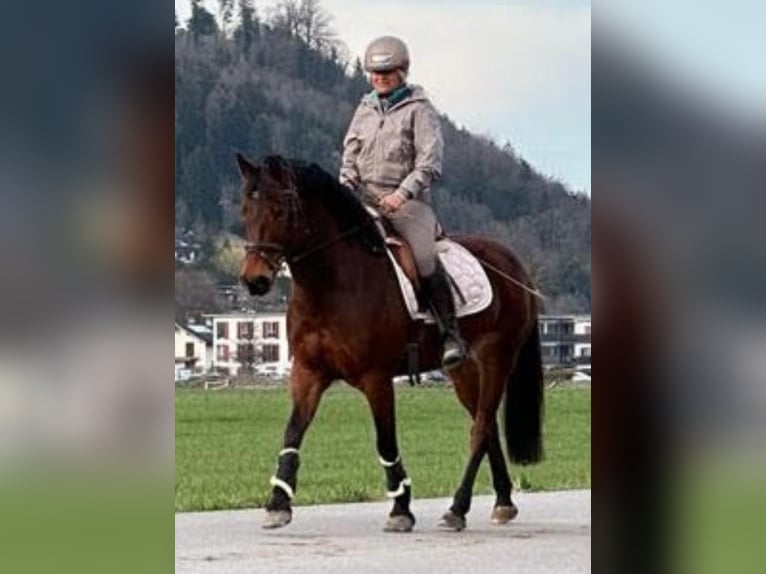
[{"xmin": 374, "ymin": 84, "xmax": 412, "ymax": 111}]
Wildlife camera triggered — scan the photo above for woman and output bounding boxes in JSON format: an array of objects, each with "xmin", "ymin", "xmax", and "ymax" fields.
[{"xmin": 339, "ymin": 36, "xmax": 467, "ymax": 368}]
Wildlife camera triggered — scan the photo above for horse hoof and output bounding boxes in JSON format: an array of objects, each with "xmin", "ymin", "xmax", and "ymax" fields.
[
  {"xmin": 262, "ymin": 509, "xmax": 292, "ymax": 529},
  {"xmin": 383, "ymin": 514, "xmax": 415, "ymax": 533},
  {"xmin": 491, "ymin": 503, "xmax": 519, "ymax": 524},
  {"xmin": 438, "ymin": 511, "xmax": 466, "ymax": 531}
]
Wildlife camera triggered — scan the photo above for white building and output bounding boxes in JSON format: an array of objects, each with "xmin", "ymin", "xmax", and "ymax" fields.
[
  {"xmin": 206, "ymin": 312, "xmax": 291, "ymax": 377},
  {"xmin": 174, "ymin": 322, "xmax": 212, "ymax": 380},
  {"xmin": 539, "ymin": 314, "xmax": 591, "ymax": 367},
  {"xmin": 573, "ymin": 316, "xmax": 591, "ymax": 365}
]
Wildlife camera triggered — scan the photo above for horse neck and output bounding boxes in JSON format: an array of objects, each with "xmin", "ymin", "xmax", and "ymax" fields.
[{"xmin": 287, "ymin": 199, "xmax": 384, "ymax": 299}]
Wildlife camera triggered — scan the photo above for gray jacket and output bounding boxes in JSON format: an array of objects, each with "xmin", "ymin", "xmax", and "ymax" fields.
[{"xmin": 340, "ymin": 85, "xmax": 443, "ymax": 202}]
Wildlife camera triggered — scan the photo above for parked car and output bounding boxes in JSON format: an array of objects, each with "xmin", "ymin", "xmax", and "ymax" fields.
[{"xmin": 255, "ymin": 364, "xmax": 290, "ymax": 379}]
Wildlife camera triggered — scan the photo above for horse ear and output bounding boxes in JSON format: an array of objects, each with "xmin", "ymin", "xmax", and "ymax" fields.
[
  {"xmin": 236, "ymin": 153, "xmax": 259, "ymax": 180},
  {"xmin": 262, "ymin": 155, "xmax": 287, "ymax": 183}
]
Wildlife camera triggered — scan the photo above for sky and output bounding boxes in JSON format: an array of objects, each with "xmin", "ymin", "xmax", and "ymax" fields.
[
  {"xmin": 599, "ymin": 1, "xmax": 766, "ymax": 120},
  {"xmin": 176, "ymin": 0, "xmax": 592, "ymax": 194}
]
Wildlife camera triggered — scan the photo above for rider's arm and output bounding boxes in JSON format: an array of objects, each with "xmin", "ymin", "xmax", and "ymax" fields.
[
  {"xmin": 397, "ymin": 102, "xmax": 443, "ymax": 200},
  {"xmin": 340, "ymin": 107, "xmax": 364, "ymax": 191}
]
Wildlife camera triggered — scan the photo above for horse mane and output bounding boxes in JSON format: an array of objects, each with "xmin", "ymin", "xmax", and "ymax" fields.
[{"xmin": 283, "ymin": 158, "xmax": 386, "ymax": 256}]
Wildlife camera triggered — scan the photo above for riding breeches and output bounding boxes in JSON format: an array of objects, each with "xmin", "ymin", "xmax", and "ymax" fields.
[{"xmin": 385, "ymin": 199, "xmax": 439, "ymax": 276}]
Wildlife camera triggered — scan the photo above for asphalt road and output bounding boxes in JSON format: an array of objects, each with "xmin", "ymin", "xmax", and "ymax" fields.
[{"xmin": 176, "ymin": 490, "xmax": 591, "ymax": 574}]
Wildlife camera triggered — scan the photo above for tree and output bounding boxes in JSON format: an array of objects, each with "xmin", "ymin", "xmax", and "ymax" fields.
[
  {"xmin": 218, "ymin": 0, "xmax": 235, "ymax": 35},
  {"xmin": 175, "ymin": 269, "xmax": 226, "ymax": 320},
  {"xmin": 235, "ymin": 0, "xmax": 258, "ymax": 56},
  {"xmin": 272, "ymin": 0, "xmax": 337, "ymax": 54},
  {"xmin": 296, "ymin": 0, "xmax": 336, "ymax": 53},
  {"xmin": 189, "ymin": 0, "xmax": 219, "ymax": 43},
  {"xmin": 211, "ymin": 236, "xmax": 245, "ymax": 280}
]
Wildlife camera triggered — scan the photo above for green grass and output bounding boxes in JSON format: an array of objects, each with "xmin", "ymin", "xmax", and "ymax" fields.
[{"xmin": 175, "ymin": 385, "xmax": 590, "ymax": 512}]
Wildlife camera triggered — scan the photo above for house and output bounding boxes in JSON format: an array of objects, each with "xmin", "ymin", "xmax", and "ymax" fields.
[
  {"xmin": 174, "ymin": 322, "xmax": 213, "ymax": 380},
  {"xmin": 174, "ymin": 237, "xmax": 201, "ymax": 265},
  {"xmin": 538, "ymin": 315, "xmax": 591, "ymax": 368},
  {"xmin": 206, "ymin": 312, "xmax": 291, "ymax": 377}
]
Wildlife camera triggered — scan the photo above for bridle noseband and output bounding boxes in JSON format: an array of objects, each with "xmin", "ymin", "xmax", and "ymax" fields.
[{"xmin": 244, "ymin": 241, "xmax": 288, "ymax": 272}]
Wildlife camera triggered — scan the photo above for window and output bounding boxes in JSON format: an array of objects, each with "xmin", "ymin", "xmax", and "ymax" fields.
[
  {"xmin": 263, "ymin": 321, "xmax": 280, "ymax": 339},
  {"xmin": 238, "ymin": 321, "xmax": 254, "ymax": 340},
  {"xmin": 185, "ymin": 342, "xmax": 195, "ymax": 357},
  {"xmin": 237, "ymin": 343, "xmax": 255, "ymax": 364},
  {"xmin": 262, "ymin": 344, "xmax": 280, "ymax": 362},
  {"xmin": 216, "ymin": 344, "xmax": 230, "ymax": 362},
  {"xmin": 216, "ymin": 322, "xmax": 229, "ymax": 339},
  {"xmin": 581, "ymin": 347, "xmax": 591, "ymax": 357}
]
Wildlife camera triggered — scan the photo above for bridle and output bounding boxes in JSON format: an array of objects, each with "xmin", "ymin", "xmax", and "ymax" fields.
[
  {"xmin": 244, "ymin": 241, "xmax": 289, "ymax": 272},
  {"xmin": 244, "ymin": 186, "xmax": 373, "ymax": 271}
]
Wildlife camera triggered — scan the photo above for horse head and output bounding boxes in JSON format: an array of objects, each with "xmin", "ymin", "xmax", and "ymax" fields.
[{"xmin": 237, "ymin": 153, "xmax": 302, "ymax": 296}]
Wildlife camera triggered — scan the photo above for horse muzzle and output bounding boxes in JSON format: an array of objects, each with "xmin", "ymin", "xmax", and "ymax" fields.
[{"xmin": 241, "ymin": 275, "xmax": 273, "ymax": 297}]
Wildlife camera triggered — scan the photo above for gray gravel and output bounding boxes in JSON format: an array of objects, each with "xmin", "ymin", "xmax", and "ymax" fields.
[{"xmin": 176, "ymin": 489, "xmax": 591, "ymax": 574}]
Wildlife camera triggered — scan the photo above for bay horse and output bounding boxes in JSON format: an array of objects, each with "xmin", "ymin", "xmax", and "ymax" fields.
[{"xmin": 237, "ymin": 153, "xmax": 544, "ymax": 532}]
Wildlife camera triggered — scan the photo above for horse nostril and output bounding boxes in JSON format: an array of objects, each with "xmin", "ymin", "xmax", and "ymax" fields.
[{"xmin": 245, "ymin": 276, "xmax": 272, "ymax": 296}]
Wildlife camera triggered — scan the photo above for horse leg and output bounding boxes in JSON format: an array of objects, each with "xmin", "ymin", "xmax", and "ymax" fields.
[
  {"xmin": 438, "ymin": 412, "xmax": 491, "ymax": 531},
  {"xmin": 451, "ymin": 364, "xmax": 517, "ymax": 525},
  {"xmin": 362, "ymin": 375, "xmax": 416, "ymax": 533},
  {"xmin": 441, "ymin": 354, "xmax": 510, "ymax": 531},
  {"xmin": 262, "ymin": 363, "xmax": 331, "ymax": 529}
]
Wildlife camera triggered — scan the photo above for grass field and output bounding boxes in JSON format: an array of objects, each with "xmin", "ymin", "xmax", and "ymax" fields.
[{"xmin": 175, "ymin": 385, "xmax": 590, "ymax": 512}]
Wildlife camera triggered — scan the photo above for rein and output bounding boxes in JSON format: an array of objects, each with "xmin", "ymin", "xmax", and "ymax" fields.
[{"xmin": 245, "ymin": 222, "xmax": 369, "ymax": 270}]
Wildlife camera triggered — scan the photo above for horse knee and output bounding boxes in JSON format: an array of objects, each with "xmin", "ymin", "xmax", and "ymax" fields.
[{"xmin": 470, "ymin": 418, "xmax": 494, "ymax": 448}]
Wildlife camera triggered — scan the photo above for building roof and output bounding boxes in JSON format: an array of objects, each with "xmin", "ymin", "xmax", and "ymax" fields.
[
  {"xmin": 175, "ymin": 322, "xmax": 213, "ymax": 345},
  {"xmin": 203, "ymin": 311, "xmax": 287, "ymax": 320}
]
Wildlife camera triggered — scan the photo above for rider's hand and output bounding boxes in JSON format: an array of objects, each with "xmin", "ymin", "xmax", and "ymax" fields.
[{"xmin": 379, "ymin": 191, "xmax": 407, "ymax": 213}]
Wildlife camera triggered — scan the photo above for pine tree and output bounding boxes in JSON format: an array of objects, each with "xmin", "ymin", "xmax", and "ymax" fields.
[{"xmin": 189, "ymin": 0, "xmax": 219, "ymax": 43}]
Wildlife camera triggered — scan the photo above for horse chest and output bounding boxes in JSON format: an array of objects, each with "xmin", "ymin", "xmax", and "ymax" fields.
[{"xmin": 291, "ymin": 322, "xmax": 382, "ymax": 379}]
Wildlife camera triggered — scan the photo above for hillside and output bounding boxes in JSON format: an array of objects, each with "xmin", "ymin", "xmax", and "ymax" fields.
[{"xmin": 175, "ymin": 1, "xmax": 590, "ymax": 313}]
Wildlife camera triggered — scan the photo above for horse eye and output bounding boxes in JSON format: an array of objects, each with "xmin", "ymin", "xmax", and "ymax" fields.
[{"xmin": 249, "ymin": 190, "xmax": 259, "ymax": 200}]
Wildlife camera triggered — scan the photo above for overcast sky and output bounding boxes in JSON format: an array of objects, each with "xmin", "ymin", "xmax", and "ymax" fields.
[{"xmin": 176, "ymin": 0, "xmax": 592, "ymax": 193}]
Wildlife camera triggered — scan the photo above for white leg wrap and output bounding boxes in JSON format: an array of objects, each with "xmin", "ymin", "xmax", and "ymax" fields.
[
  {"xmin": 386, "ymin": 477, "xmax": 412, "ymax": 499},
  {"xmin": 379, "ymin": 455, "xmax": 401, "ymax": 467},
  {"xmin": 279, "ymin": 447, "xmax": 300, "ymax": 456},
  {"xmin": 270, "ymin": 476, "xmax": 295, "ymax": 499}
]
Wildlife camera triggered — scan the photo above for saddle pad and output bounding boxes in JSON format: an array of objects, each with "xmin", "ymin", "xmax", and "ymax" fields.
[{"xmin": 387, "ymin": 239, "xmax": 493, "ymax": 322}]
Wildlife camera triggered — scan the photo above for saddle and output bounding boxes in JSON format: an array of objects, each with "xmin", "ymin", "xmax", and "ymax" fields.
[
  {"xmin": 381, "ymin": 223, "xmax": 445, "ymax": 291},
  {"xmin": 365, "ymin": 207, "xmax": 493, "ymax": 322}
]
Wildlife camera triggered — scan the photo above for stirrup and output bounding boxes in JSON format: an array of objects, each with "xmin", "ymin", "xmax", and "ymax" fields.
[{"xmin": 442, "ymin": 339, "xmax": 467, "ymax": 368}]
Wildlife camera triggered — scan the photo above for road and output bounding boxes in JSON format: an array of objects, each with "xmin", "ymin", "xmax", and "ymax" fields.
[{"xmin": 176, "ymin": 490, "xmax": 591, "ymax": 574}]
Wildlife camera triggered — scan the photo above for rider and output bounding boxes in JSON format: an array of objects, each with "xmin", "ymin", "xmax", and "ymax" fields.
[{"xmin": 339, "ymin": 36, "xmax": 467, "ymax": 368}]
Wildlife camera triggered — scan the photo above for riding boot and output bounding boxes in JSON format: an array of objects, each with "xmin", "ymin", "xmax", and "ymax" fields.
[{"xmin": 421, "ymin": 266, "xmax": 468, "ymax": 368}]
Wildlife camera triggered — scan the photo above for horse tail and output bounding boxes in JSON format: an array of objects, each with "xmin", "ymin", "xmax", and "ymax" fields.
[{"xmin": 505, "ymin": 324, "xmax": 544, "ymax": 465}]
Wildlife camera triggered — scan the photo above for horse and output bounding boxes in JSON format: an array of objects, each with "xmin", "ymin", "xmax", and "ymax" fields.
[{"xmin": 236, "ymin": 153, "xmax": 544, "ymax": 532}]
